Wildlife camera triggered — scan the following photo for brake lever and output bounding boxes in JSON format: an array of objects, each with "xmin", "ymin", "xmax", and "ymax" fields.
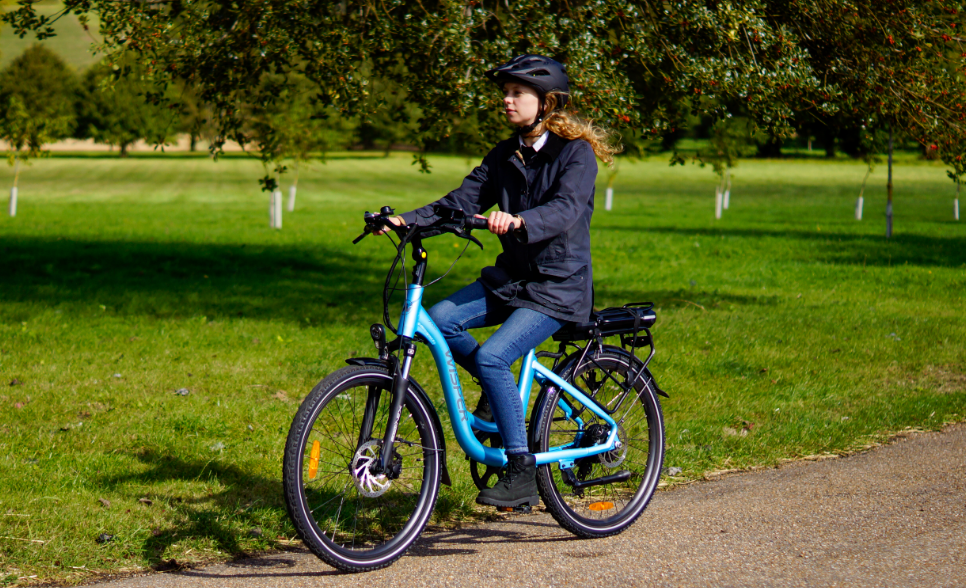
[
  {"xmin": 352, "ymin": 228, "xmax": 371, "ymax": 245},
  {"xmin": 464, "ymin": 232, "xmax": 483, "ymax": 250},
  {"xmin": 452, "ymin": 222, "xmax": 483, "ymax": 250}
]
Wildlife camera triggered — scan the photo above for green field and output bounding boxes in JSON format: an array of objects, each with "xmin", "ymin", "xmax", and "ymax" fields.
[{"xmin": 1, "ymin": 153, "xmax": 964, "ymax": 585}]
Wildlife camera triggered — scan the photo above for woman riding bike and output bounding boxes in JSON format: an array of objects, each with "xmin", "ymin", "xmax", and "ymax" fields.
[{"xmin": 380, "ymin": 54, "xmax": 620, "ymax": 510}]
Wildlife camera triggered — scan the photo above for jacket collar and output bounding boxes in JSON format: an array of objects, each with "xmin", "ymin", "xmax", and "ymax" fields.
[
  {"xmin": 538, "ymin": 131, "xmax": 567, "ymax": 162},
  {"xmin": 504, "ymin": 131, "xmax": 568, "ymax": 166}
]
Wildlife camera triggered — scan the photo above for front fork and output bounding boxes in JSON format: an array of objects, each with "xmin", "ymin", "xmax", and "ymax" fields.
[{"xmin": 377, "ymin": 337, "xmax": 417, "ymax": 475}]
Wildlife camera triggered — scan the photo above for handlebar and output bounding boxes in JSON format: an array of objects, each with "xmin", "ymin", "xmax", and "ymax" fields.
[
  {"xmin": 354, "ymin": 205, "xmax": 514, "ymax": 246},
  {"xmin": 461, "ymin": 213, "xmax": 518, "ymax": 232},
  {"xmin": 465, "ymin": 216, "xmax": 489, "ymax": 231}
]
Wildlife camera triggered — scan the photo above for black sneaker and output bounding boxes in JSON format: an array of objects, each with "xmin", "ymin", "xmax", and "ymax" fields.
[{"xmin": 476, "ymin": 453, "xmax": 539, "ymax": 509}]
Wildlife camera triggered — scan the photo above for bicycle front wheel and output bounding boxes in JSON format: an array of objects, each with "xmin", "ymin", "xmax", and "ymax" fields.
[
  {"xmin": 282, "ymin": 365, "xmax": 442, "ymax": 572},
  {"xmin": 533, "ymin": 347, "xmax": 665, "ymax": 538}
]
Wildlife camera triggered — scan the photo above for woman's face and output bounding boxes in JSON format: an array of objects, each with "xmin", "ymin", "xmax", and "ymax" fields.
[{"xmin": 503, "ymin": 82, "xmax": 541, "ymax": 127}]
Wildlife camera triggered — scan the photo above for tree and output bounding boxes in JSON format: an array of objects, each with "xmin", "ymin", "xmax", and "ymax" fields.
[
  {"xmin": 246, "ymin": 72, "xmax": 360, "ymax": 228},
  {"xmin": 75, "ymin": 62, "xmax": 174, "ymax": 156},
  {"xmin": 0, "ymin": 44, "xmax": 76, "ymax": 216},
  {"xmin": 5, "ymin": 1, "xmax": 965, "ymax": 194},
  {"xmin": 175, "ymin": 81, "xmax": 217, "ymax": 153},
  {"xmin": 0, "ymin": 43, "xmax": 77, "ymax": 133}
]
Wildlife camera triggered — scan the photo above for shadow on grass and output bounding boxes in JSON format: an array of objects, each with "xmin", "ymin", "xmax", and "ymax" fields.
[
  {"xmin": 0, "ymin": 236, "xmax": 477, "ymax": 324},
  {"xmin": 96, "ymin": 449, "xmax": 289, "ymax": 567},
  {"xmin": 598, "ymin": 225, "xmax": 966, "ymax": 268}
]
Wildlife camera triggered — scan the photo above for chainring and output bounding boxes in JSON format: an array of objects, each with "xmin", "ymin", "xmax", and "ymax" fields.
[{"xmin": 469, "ymin": 431, "xmax": 505, "ymax": 491}]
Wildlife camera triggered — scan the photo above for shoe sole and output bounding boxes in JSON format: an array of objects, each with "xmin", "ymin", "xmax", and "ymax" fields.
[{"xmin": 475, "ymin": 495, "xmax": 540, "ymax": 508}]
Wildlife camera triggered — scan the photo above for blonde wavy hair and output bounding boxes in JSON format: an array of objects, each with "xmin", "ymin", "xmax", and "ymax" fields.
[{"xmin": 527, "ymin": 92, "xmax": 622, "ymax": 165}]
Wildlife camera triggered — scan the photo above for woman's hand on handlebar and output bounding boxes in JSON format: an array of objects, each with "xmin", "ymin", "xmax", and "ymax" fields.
[
  {"xmin": 477, "ymin": 211, "xmax": 524, "ymax": 236},
  {"xmin": 374, "ymin": 215, "xmax": 405, "ymax": 235}
]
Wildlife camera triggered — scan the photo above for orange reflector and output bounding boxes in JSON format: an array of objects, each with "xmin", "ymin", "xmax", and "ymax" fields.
[
  {"xmin": 308, "ymin": 440, "xmax": 321, "ymax": 480},
  {"xmin": 588, "ymin": 501, "xmax": 615, "ymax": 511}
]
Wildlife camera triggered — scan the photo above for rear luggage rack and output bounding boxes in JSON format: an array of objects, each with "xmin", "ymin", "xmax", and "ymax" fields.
[{"xmin": 553, "ymin": 302, "xmax": 656, "ymax": 344}]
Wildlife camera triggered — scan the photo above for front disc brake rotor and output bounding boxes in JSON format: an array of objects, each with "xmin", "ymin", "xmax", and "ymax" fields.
[{"xmin": 351, "ymin": 439, "xmax": 392, "ymax": 497}]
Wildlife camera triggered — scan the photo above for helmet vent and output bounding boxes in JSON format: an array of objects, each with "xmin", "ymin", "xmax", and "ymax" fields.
[{"xmin": 529, "ymin": 69, "xmax": 550, "ymax": 77}]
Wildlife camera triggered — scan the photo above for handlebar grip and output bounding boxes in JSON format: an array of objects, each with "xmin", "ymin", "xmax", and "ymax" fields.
[{"xmin": 466, "ymin": 216, "xmax": 489, "ymax": 230}]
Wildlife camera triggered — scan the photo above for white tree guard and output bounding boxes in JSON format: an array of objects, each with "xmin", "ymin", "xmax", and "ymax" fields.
[
  {"xmin": 955, "ymin": 199, "xmax": 960, "ymax": 221},
  {"xmin": 273, "ymin": 189, "xmax": 283, "ymax": 229},
  {"xmin": 269, "ymin": 191, "xmax": 276, "ymax": 227},
  {"xmin": 604, "ymin": 187, "xmax": 613, "ymax": 211},
  {"xmin": 856, "ymin": 197, "xmax": 864, "ymax": 220},
  {"xmin": 287, "ymin": 185, "xmax": 297, "ymax": 212},
  {"xmin": 714, "ymin": 188, "xmax": 723, "ymax": 219},
  {"xmin": 8, "ymin": 187, "xmax": 16, "ymax": 217}
]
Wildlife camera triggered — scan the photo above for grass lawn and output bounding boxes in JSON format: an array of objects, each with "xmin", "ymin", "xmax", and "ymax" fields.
[{"xmin": 1, "ymin": 152, "xmax": 964, "ymax": 585}]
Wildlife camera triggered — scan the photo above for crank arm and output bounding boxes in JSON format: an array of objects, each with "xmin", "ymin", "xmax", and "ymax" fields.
[{"xmin": 561, "ymin": 468, "xmax": 632, "ymax": 490}]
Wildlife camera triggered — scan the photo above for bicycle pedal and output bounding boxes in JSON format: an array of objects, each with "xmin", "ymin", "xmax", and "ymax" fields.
[{"xmin": 497, "ymin": 505, "xmax": 532, "ymax": 514}]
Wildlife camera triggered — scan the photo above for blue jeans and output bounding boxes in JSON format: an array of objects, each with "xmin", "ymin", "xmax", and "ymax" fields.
[{"xmin": 428, "ymin": 281, "xmax": 565, "ymax": 455}]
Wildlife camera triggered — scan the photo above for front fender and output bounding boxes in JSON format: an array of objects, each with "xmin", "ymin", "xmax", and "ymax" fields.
[{"xmin": 345, "ymin": 357, "xmax": 451, "ymax": 486}]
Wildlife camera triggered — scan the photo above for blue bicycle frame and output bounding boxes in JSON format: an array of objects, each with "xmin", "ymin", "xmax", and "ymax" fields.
[{"xmin": 398, "ymin": 282, "xmax": 620, "ymax": 469}]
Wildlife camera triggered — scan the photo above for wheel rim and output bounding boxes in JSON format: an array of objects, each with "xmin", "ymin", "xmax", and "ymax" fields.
[
  {"xmin": 296, "ymin": 373, "xmax": 437, "ymax": 560},
  {"xmin": 541, "ymin": 354, "xmax": 663, "ymax": 529}
]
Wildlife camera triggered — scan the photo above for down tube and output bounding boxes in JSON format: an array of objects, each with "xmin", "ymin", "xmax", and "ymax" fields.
[{"xmin": 415, "ymin": 307, "xmax": 506, "ymax": 466}]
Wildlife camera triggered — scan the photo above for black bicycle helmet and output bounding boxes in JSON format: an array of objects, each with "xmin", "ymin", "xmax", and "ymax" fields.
[{"xmin": 485, "ymin": 54, "xmax": 570, "ymax": 109}]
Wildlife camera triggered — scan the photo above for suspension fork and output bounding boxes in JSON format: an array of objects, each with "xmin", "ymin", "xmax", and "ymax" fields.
[
  {"xmin": 377, "ymin": 238, "xmax": 427, "ymax": 474},
  {"xmin": 378, "ymin": 337, "xmax": 416, "ymax": 474},
  {"xmin": 358, "ymin": 385, "xmax": 382, "ymax": 448}
]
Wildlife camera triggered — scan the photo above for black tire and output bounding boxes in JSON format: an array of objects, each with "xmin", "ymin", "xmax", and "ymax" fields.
[
  {"xmin": 532, "ymin": 346, "xmax": 665, "ymax": 538},
  {"xmin": 282, "ymin": 365, "xmax": 442, "ymax": 572}
]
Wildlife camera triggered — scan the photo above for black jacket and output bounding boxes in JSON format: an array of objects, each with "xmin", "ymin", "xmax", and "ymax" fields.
[{"xmin": 400, "ymin": 132, "xmax": 596, "ymax": 322}]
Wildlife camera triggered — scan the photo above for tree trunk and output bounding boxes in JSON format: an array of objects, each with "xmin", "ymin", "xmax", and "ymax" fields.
[
  {"xmin": 12, "ymin": 156, "xmax": 21, "ymax": 189},
  {"xmin": 9, "ymin": 157, "xmax": 21, "ymax": 217},
  {"xmin": 190, "ymin": 133, "xmax": 198, "ymax": 152},
  {"xmin": 120, "ymin": 143, "xmax": 130, "ymax": 158},
  {"xmin": 856, "ymin": 165, "xmax": 872, "ymax": 220},
  {"xmin": 886, "ymin": 129, "xmax": 894, "ymax": 238},
  {"xmin": 287, "ymin": 162, "xmax": 299, "ymax": 212},
  {"xmin": 956, "ymin": 181, "xmax": 960, "ymax": 221}
]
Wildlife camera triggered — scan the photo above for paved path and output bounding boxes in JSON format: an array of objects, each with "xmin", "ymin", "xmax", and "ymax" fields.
[{"xmin": 90, "ymin": 424, "xmax": 966, "ymax": 588}]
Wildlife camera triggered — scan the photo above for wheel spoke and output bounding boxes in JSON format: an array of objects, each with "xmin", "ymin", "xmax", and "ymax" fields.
[
  {"xmin": 536, "ymin": 350, "xmax": 664, "ymax": 536},
  {"xmin": 283, "ymin": 367, "xmax": 441, "ymax": 570}
]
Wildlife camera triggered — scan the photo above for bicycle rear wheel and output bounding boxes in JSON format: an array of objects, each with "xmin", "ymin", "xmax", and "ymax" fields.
[
  {"xmin": 533, "ymin": 347, "xmax": 665, "ymax": 537},
  {"xmin": 283, "ymin": 365, "xmax": 442, "ymax": 572}
]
